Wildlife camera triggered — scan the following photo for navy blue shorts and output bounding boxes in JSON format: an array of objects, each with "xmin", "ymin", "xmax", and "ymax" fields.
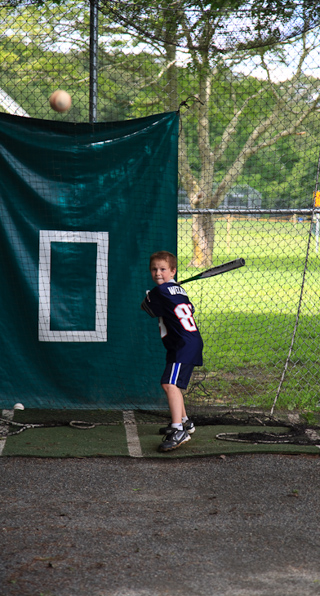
[{"xmin": 161, "ymin": 362, "xmax": 195, "ymax": 390}]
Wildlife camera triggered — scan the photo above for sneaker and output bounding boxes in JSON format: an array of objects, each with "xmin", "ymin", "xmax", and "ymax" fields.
[
  {"xmin": 184, "ymin": 419, "xmax": 196, "ymax": 434},
  {"xmin": 159, "ymin": 420, "xmax": 196, "ymax": 435},
  {"xmin": 158, "ymin": 428, "xmax": 191, "ymax": 452}
]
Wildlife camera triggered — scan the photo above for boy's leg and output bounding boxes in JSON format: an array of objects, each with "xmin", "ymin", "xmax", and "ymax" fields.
[
  {"xmin": 158, "ymin": 384, "xmax": 190, "ymax": 451},
  {"xmin": 160, "ymin": 384, "xmax": 194, "ymax": 433},
  {"xmin": 157, "ymin": 363, "xmax": 196, "ymax": 451},
  {"xmin": 182, "ymin": 403, "xmax": 187, "ymax": 419},
  {"xmin": 161, "ymin": 362, "xmax": 194, "ymax": 422},
  {"xmin": 161, "ymin": 383, "xmax": 184, "ymax": 425}
]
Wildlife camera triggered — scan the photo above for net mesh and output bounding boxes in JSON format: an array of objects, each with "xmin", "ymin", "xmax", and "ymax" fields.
[{"xmin": 1, "ymin": 0, "xmax": 320, "ymax": 415}]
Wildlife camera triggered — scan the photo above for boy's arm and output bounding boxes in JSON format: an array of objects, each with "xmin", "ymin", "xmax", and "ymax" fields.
[{"xmin": 141, "ymin": 292, "xmax": 157, "ymax": 318}]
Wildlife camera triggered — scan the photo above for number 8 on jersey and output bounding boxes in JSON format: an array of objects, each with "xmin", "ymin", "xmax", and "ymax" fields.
[{"xmin": 174, "ymin": 303, "xmax": 197, "ymax": 332}]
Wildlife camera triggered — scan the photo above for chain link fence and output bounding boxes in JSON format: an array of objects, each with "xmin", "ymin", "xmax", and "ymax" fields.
[{"xmin": 1, "ymin": 0, "xmax": 320, "ymax": 413}]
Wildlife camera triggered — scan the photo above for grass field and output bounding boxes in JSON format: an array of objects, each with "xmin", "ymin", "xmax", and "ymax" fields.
[{"xmin": 178, "ymin": 217, "xmax": 320, "ymax": 412}]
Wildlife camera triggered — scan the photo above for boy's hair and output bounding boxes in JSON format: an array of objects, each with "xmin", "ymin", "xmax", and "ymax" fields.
[{"xmin": 149, "ymin": 251, "xmax": 177, "ymax": 271}]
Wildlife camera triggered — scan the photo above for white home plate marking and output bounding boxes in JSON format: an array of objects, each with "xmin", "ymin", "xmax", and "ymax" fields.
[
  {"xmin": 123, "ymin": 410, "xmax": 142, "ymax": 458},
  {"xmin": 0, "ymin": 410, "xmax": 14, "ymax": 456}
]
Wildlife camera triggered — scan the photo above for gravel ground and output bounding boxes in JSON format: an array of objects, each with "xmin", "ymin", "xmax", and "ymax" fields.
[{"xmin": 1, "ymin": 454, "xmax": 320, "ymax": 596}]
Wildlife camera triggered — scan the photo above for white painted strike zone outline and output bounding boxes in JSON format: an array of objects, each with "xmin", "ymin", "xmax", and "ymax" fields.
[
  {"xmin": 123, "ymin": 411, "xmax": 143, "ymax": 458},
  {"xmin": 38, "ymin": 230, "xmax": 109, "ymax": 342}
]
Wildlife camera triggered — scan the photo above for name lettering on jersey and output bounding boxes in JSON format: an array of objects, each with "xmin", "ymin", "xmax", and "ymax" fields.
[{"xmin": 167, "ymin": 286, "xmax": 188, "ymax": 297}]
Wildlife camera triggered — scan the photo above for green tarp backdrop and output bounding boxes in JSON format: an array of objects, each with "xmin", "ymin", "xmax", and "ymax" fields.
[{"xmin": 0, "ymin": 111, "xmax": 179, "ymax": 409}]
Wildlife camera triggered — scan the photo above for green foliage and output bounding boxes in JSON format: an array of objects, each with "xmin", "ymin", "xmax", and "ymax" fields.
[
  {"xmin": 1, "ymin": 1, "xmax": 320, "ymax": 206},
  {"xmin": 99, "ymin": 0, "xmax": 320, "ymax": 53},
  {"xmin": 178, "ymin": 216, "xmax": 320, "ymax": 410}
]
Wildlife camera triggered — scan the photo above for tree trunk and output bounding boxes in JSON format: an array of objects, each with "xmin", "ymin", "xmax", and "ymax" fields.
[
  {"xmin": 189, "ymin": 65, "xmax": 215, "ymax": 267},
  {"xmin": 190, "ymin": 211, "xmax": 214, "ymax": 268}
]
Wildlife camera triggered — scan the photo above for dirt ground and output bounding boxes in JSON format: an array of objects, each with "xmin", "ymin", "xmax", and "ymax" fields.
[{"xmin": 1, "ymin": 454, "xmax": 320, "ymax": 596}]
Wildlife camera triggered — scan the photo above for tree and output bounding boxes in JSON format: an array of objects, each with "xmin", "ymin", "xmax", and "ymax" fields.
[
  {"xmin": 100, "ymin": 0, "xmax": 320, "ymax": 266},
  {"xmin": 0, "ymin": 1, "xmax": 173, "ymax": 121},
  {"xmin": 2, "ymin": 0, "xmax": 320, "ymax": 265}
]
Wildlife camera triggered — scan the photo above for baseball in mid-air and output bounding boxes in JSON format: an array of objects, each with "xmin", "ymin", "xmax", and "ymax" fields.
[
  {"xmin": 49, "ymin": 89, "xmax": 72, "ymax": 113},
  {"xmin": 13, "ymin": 403, "xmax": 25, "ymax": 410}
]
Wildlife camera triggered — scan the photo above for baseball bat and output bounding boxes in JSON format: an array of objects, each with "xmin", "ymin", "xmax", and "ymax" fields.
[{"xmin": 178, "ymin": 258, "xmax": 245, "ymax": 285}]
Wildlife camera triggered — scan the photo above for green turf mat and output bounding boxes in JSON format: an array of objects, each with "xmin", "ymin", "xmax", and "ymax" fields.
[
  {"xmin": 139, "ymin": 425, "xmax": 320, "ymax": 458},
  {"xmin": 2, "ymin": 410, "xmax": 320, "ymax": 458},
  {"xmin": 3, "ymin": 425, "xmax": 129, "ymax": 457}
]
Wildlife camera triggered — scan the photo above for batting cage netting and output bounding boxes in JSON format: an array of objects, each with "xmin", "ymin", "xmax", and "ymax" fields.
[{"xmin": 1, "ymin": 0, "xmax": 320, "ymax": 416}]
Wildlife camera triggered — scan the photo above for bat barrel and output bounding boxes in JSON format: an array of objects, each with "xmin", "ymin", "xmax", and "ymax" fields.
[
  {"xmin": 179, "ymin": 257, "xmax": 245, "ymax": 284},
  {"xmin": 201, "ymin": 257, "xmax": 245, "ymax": 278}
]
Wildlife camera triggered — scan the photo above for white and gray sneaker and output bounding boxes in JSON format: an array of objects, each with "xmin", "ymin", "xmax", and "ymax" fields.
[{"xmin": 158, "ymin": 428, "xmax": 191, "ymax": 452}]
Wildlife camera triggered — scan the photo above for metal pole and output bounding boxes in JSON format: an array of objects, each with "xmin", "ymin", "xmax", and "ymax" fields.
[{"xmin": 89, "ymin": 0, "xmax": 98, "ymax": 123}]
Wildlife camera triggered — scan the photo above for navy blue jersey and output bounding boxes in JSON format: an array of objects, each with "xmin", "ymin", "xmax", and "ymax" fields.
[{"xmin": 141, "ymin": 281, "xmax": 203, "ymax": 365}]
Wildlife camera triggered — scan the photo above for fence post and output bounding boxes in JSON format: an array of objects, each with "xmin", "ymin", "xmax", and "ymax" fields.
[
  {"xmin": 226, "ymin": 213, "xmax": 232, "ymax": 254},
  {"xmin": 89, "ymin": 0, "xmax": 99, "ymax": 123}
]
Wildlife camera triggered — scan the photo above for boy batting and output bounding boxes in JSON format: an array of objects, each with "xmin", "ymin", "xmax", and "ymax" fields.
[{"xmin": 141, "ymin": 251, "xmax": 203, "ymax": 452}]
